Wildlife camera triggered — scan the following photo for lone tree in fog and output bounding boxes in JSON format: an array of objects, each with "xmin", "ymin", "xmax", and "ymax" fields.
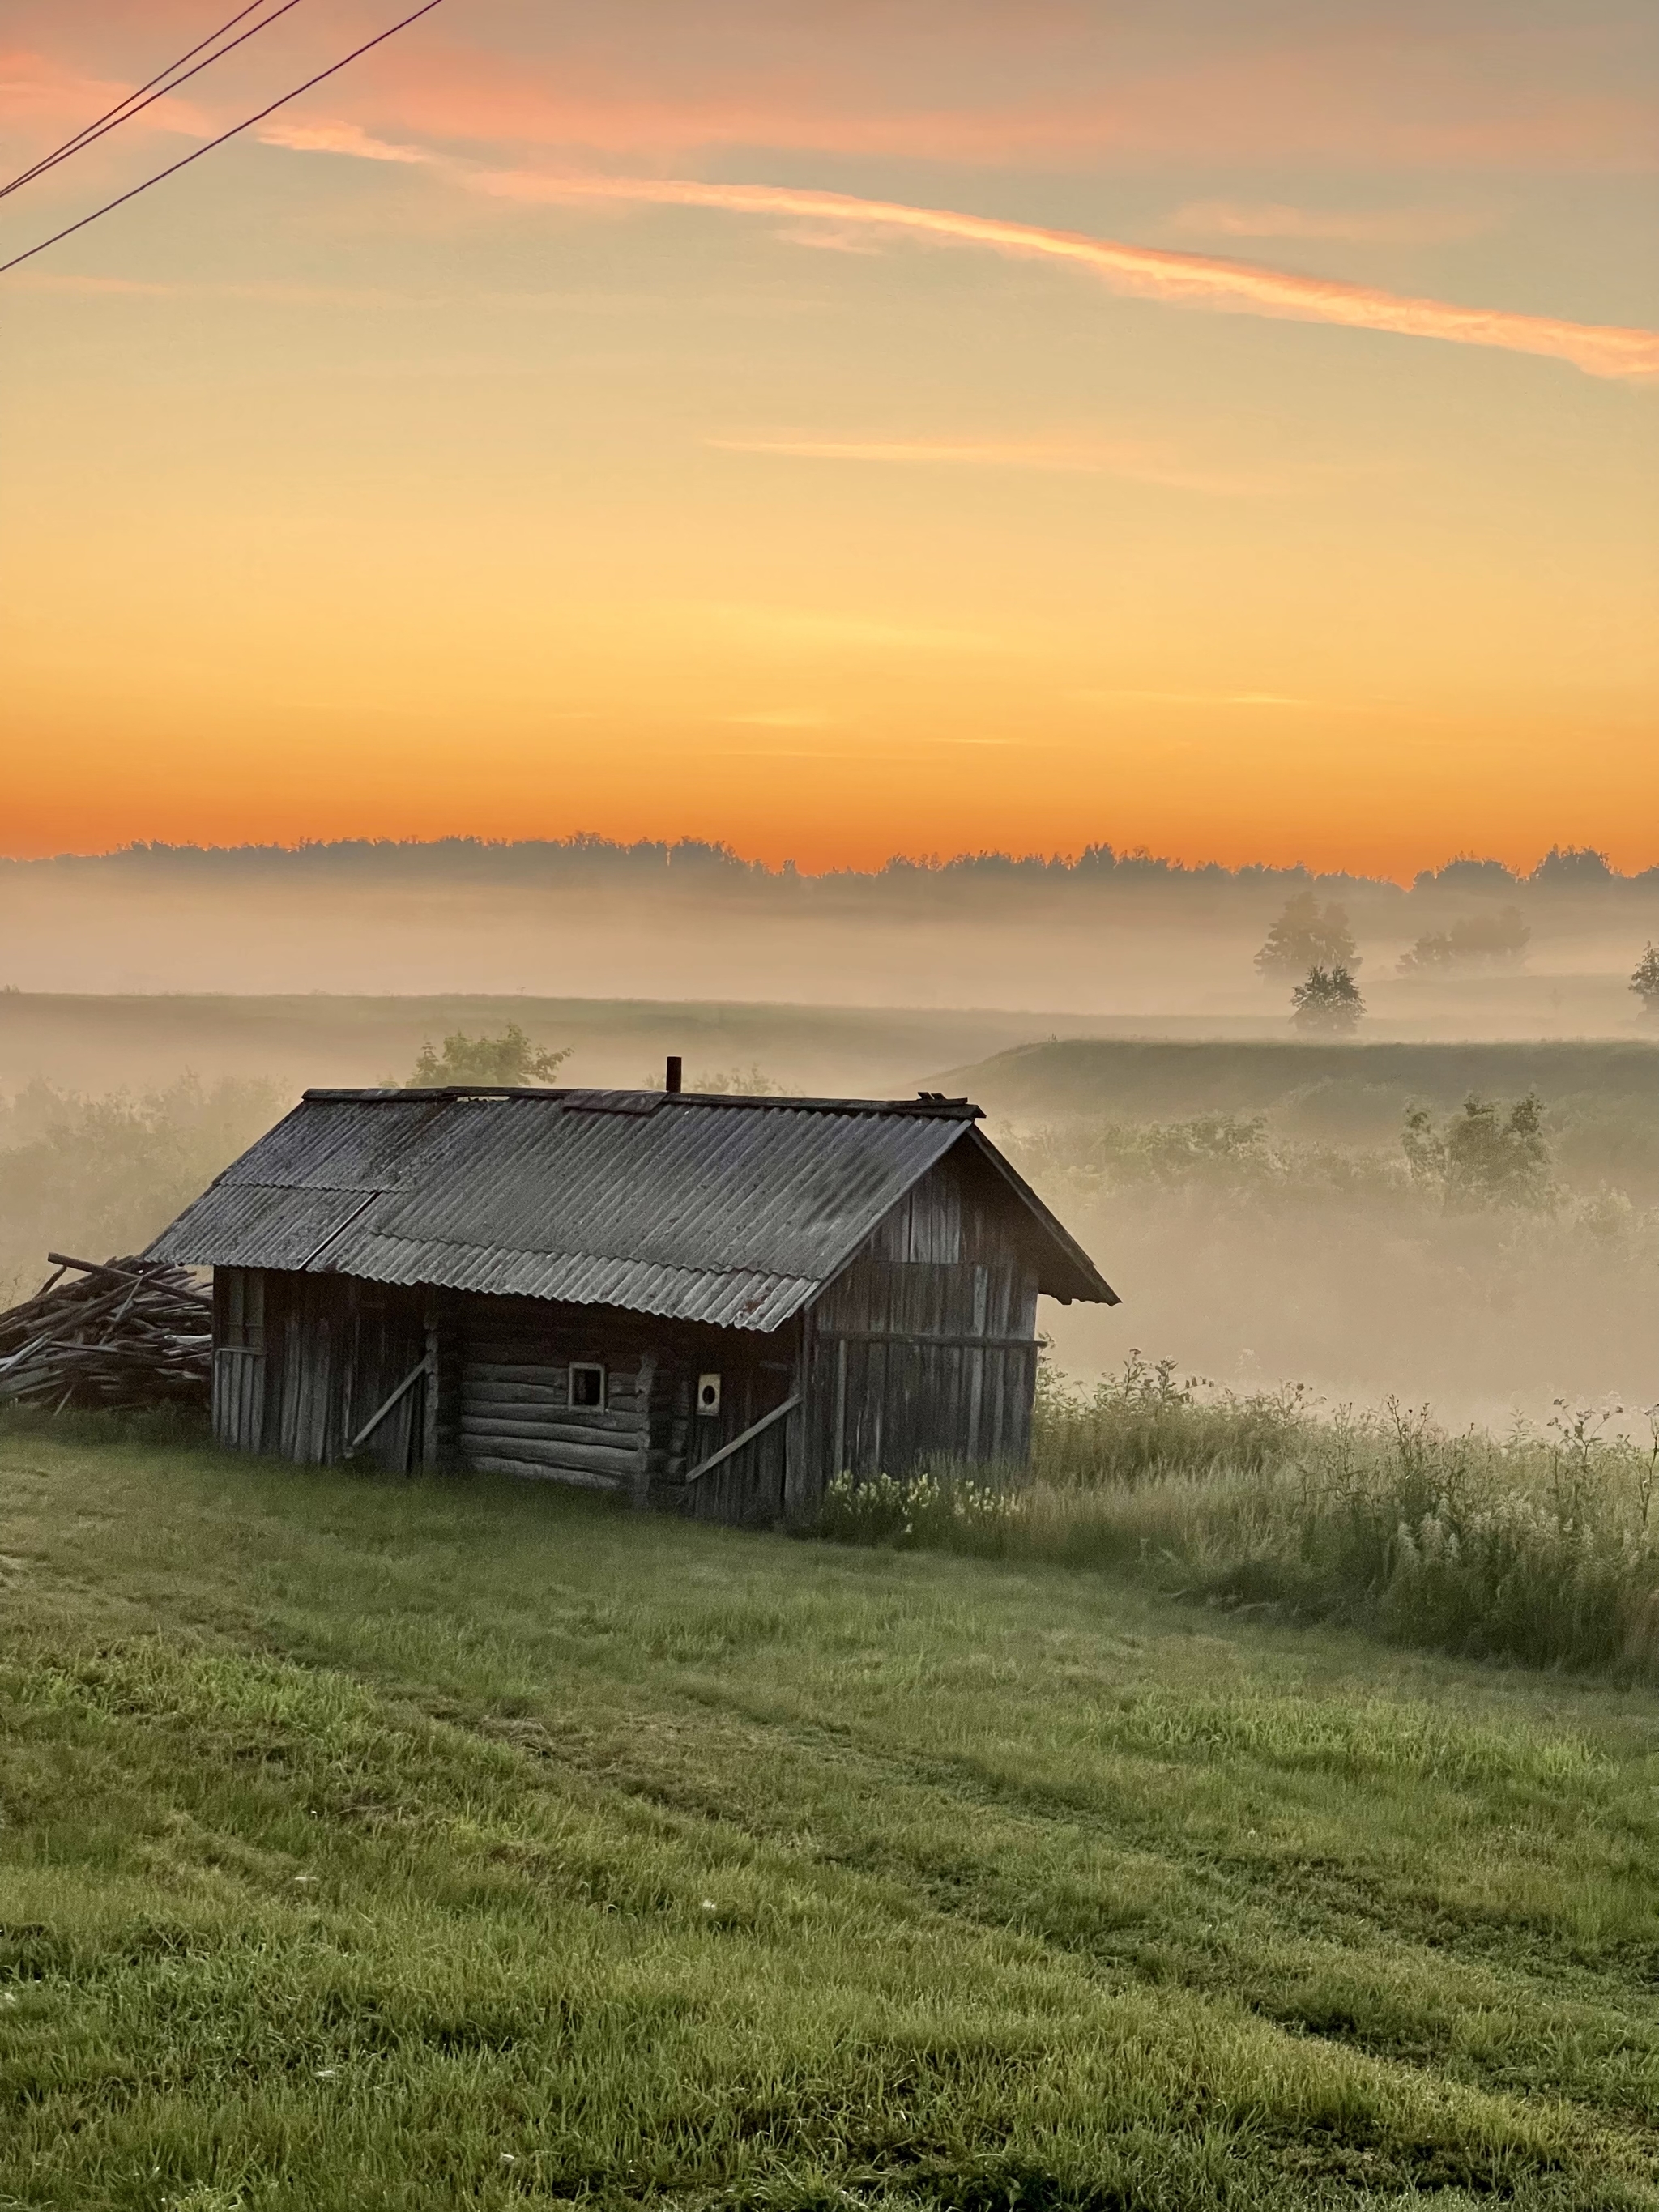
[
  {"xmin": 1290, "ymin": 964, "xmax": 1364, "ymax": 1034},
  {"xmin": 1631, "ymin": 944, "xmax": 1659, "ymax": 1019},
  {"xmin": 1254, "ymin": 891, "xmax": 1358, "ymax": 979},
  {"xmin": 405, "ymin": 1025, "xmax": 573, "ymax": 1087}
]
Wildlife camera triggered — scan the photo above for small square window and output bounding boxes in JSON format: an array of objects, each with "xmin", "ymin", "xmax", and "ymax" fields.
[{"xmin": 569, "ymin": 1362, "xmax": 606, "ymax": 1410}]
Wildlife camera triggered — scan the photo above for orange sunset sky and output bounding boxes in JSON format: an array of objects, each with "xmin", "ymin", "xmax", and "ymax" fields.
[{"xmin": 2, "ymin": 0, "xmax": 1656, "ymax": 877}]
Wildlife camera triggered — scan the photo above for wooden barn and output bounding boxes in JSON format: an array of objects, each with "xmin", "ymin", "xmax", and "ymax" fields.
[{"xmin": 147, "ymin": 1069, "xmax": 1118, "ymax": 1522}]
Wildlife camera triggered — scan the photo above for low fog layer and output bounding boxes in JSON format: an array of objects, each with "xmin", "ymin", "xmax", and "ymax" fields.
[
  {"xmin": 958, "ymin": 1038, "xmax": 1657, "ymax": 1430},
  {"xmin": 2, "ymin": 840, "xmax": 1655, "ymax": 1036}
]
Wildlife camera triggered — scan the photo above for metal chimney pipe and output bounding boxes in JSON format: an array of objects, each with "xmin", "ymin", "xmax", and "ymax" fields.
[{"xmin": 665, "ymin": 1055, "xmax": 682, "ymax": 1094}]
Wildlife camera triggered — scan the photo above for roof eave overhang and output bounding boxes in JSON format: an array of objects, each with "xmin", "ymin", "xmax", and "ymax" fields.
[{"xmin": 958, "ymin": 1124, "xmax": 1120, "ymax": 1306}]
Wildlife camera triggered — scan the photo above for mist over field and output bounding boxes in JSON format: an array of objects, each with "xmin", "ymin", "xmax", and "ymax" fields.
[
  {"xmin": 2, "ymin": 837, "xmax": 1655, "ymax": 1429},
  {"xmin": 2, "ymin": 837, "xmax": 1656, "ymax": 1033},
  {"xmin": 971, "ymin": 1041, "xmax": 1659, "ymax": 1430}
]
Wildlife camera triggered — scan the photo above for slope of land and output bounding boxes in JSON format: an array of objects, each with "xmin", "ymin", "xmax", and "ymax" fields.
[
  {"xmin": 0, "ymin": 991, "xmax": 1289, "ymax": 1102},
  {"xmin": 948, "ymin": 1036, "xmax": 1659, "ymax": 1137},
  {"xmin": 3, "ymin": 1430, "xmax": 1658, "ymax": 2209}
]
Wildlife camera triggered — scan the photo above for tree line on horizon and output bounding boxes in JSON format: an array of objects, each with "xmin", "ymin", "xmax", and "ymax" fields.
[{"xmin": 4, "ymin": 835, "xmax": 1656, "ymax": 897}]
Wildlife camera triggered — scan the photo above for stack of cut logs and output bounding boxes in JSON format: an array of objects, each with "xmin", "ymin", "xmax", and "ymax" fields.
[{"xmin": 0, "ymin": 1254, "xmax": 212, "ymax": 1413}]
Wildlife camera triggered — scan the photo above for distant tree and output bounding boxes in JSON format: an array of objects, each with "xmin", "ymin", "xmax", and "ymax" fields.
[
  {"xmin": 1398, "ymin": 931, "xmax": 1455, "ymax": 975},
  {"xmin": 1530, "ymin": 845, "xmax": 1614, "ymax": 888},
  {"xmin": 693, "ymin": 1065, "xmax": 784, "ymax": 1095},
  {"xmin": 1402, "ymin": 1093, "xmax": 1551, "ymax": 1208},
  {"xmin": 1397, "ymin": 906, "xmax": 1530, "ymax": 976},
  {"xmin": 1412, "ymin": 856, "xmax": 1520, "ymax": 892},
  {"xmin": 1254, "ymin": 892, "xmax": 1358, "ymax": 979},
  {"xmin": 404, "ymin": 1025, "xmax": 572, "ymax": 1087},
  {"xmin": 1632, "ymin": 944, "xmax": 1659, "ymax": 1019},
  {"xmin": 1290, "ymin": 964, "xmax": 1364, "ymax": 1033}
]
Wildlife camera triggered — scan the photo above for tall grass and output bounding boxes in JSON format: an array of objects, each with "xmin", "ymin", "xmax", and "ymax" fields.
[{"xmin": 816, "ymin": 1362, "xmax": 1659, "ymax": 1680}]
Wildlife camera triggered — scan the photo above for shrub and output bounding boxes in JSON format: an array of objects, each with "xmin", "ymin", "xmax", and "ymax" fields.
[
  {"xmin": 1402, "ymin": 1092, "xmax": 1551, "ymax": 1208},
  {"xmin": 405, "ymin": 1026, "xmax": 571, "ymax": 1087},
  {"xmin": 0, "ymin": 1077, "xmax": 284, "ymax": 1303}
]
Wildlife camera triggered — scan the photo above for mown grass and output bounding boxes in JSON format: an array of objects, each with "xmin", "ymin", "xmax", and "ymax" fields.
[{"xmin": 4, "ymin": 1434, "xmax": 1659, "ymax": 2206}]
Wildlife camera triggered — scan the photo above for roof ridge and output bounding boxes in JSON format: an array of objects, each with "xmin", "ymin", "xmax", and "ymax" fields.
[{"xmin": 300, "ymin": 1086, "xmax": 982, "ymax": 1118}]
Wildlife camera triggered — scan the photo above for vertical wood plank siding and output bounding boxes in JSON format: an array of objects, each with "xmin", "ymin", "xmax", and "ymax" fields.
[
  {"xmin": 211, "ymin": 1348, "xmax": 265, "ymax": 1450},
  {"xmin": 219, "ymin": 1270, "xmax": 428, "ymax": 1472},
  {"xmin": 798, "ymin": 1143, "xmax": 1043, "ymax": 1505}
]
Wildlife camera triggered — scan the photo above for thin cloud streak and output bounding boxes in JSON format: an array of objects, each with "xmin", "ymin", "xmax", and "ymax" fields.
[
  {"xmin": 708, "ymin": 436, "xmax": 1276, "ymax": 497},
  {"xmin": 259, "ymin": 117, "xmax": 429, "ymax": 164},
  {"xmin": 477, "ymin": 173, "xmax": 1658, "ymax": 383},
  {"xmin": 1166, "ymin": 199, "xmax": 1498, "ymax": 245},
  {"xmin": 1082, "ymin": 689, "xmax": 1318, "ymax": 708},
  {"xmin": 258, "ymin": 127, "xmax": 1659, "ymax": 382}
]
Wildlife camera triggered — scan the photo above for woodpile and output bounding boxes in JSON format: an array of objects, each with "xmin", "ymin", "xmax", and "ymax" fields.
[{"xmin": 0, "ymin": 1254, "xmax": 212, "ymax": 1413}]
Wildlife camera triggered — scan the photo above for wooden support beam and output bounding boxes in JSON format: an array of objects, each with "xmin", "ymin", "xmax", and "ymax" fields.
[
  {"xmin": 343, "ymin": 1355, "xmax": 430, "ymax": 1460},
  {"xmin": 684, "ymin": 1392, "xmax": 802, "ymax": 1485}
]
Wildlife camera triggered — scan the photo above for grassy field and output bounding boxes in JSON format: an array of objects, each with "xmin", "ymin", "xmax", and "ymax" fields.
[{"xmin": 5, "ymin": 1430, "xmax": 1659, "ymax": 2207}]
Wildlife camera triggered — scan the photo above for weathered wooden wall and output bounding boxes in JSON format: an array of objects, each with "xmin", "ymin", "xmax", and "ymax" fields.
[
  {"xmin": 211, "ymin": 1268, "xmax": 428, "ymax": 1472},
  {"xmin": 795, "ymin": 1142, "xmax": 1043, "ymax": 1510},
  {"xmin": 457, "ymin": 1299, "xmax": 655, "ymax": 1498}
]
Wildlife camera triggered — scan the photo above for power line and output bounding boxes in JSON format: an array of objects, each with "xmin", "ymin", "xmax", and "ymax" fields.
[
  {"xmin": 2, "ymin": 2, "xmax": 290, "ymax": 199},
  {"xmin": 2, "ymin": 2, "xmax": 315, "ymax": 207},
  {"xmin": 0, "ymin": 0, "xmax": 448, "ymax": 280}
]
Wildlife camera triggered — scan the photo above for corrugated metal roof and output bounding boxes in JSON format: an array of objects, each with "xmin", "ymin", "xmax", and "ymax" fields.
[
  {"xmin": 149, "ymin": 1183, "xmax": 380, "ymax": 1272},
  {"xmin": 147, "ymin": 1089, "xmax": 1114, "ymax": 1325}
]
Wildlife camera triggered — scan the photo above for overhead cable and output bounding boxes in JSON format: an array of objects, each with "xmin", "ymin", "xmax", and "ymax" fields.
[
  {"xmin": 0, "ymin": 0, "xmax": 447, "ymax": 279},
  {"xmin": 1, "ymin": 2, "xmax": 305, "ymax": 202}
]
